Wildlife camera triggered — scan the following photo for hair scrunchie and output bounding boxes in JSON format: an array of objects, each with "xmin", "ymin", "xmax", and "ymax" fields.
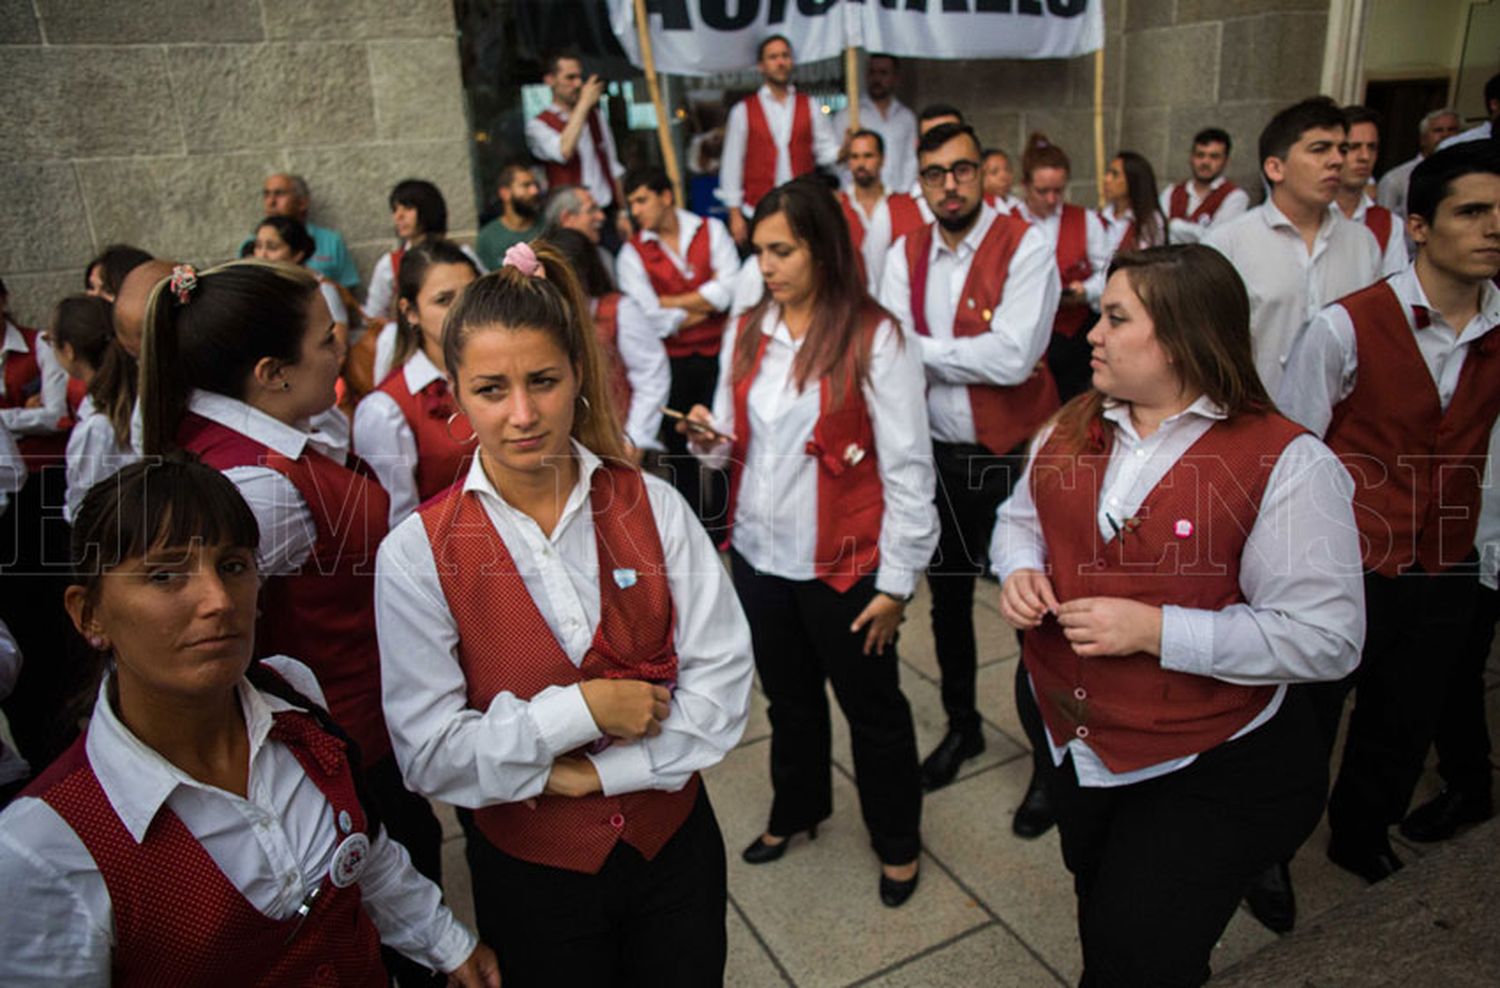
[
  {"xmin": 168, "ymin": 264, "xmax": 199, "ymax": 305},
  {"xmin": 502, "ymin": 242, "xmax": 544, "ymax": 278}
]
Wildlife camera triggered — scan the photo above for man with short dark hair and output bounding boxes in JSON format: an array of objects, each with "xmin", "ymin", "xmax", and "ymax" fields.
[
  {"xmin": 1377, "ymin": 107, "xmax": 1462, "ymax": 219},
  {"xmin": 879, "ymin": 122, "xmax": 1060, "ymax": 791},
  {"xmin": 907, "ymin": 105, "xmax": 966, "ymax": 220},
  {"xmin": 1206, "ymin": 97, "xmax": 1381, "ymax": 394},
  {"xmin": 839, "ymin": 129, "xmax": 925, "ymax": 292},
  {"xmin": 834, "ymin": 54, "xmax": 917, "ymax": 195},
  {"xmin": 475, "ymin": 164, "xmax": 544, "ymax": 270},
  {"xmin": 1336, "ymin": 106, "xmax": 1408, "ymax": 276},
  {"xmin": 526, "ymin": 50, "xmax": 630, "ymax": 243},
  {"xmin": 244, "ymin": 172, "xmax": 358, "ymax": 289},
  {"xmin": 719, "ymin": 35, "xmax": 839, "ymax": 244},
  {"xmin": 1159, "ymin": 128, "xmax": 1250, "ymax": 244}
]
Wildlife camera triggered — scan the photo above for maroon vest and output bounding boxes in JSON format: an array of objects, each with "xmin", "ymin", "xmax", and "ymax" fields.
[
  {"xmin": 1167, "ymin": 181, "xmax": 1239, "ymax": 223},
  {"xmin": 536, "ymin": 107, "xmax": 616, "ymax": 198},
  {"xmin": 631, "ymin": 221, "xmax": 726, "ymax": 358},
  {"xmin": 180, "ymin": 414, "xmax": 393, "ymax": 763},
  {"xmin": 1364, "ymin": 204, "xmax": 1394, "ymax": 253},
  {"xmin": 1025, "ymin": 412, "xmax": 1303, "ymax": 772},
  {"xmin": 1325, "ymin": 280, "xmax": 1500, "ymax": 575},
  {"xmin": 907, "ymin": 215, "xmax": 1060, "ymax": 455},
  {"xmin": 25, "ymin": 708, "xmax": 385, "ymax": 987},
  {"xmin": 419, "ymin": 464, "xmax": 697, "ymax": 874},
  {"xmin": 371, "ymin": 363, "xmax": 474, "ymax": 503},
  {"xmin": 742, "ymin": 92, "xmax": 814, "ymax": 208}
]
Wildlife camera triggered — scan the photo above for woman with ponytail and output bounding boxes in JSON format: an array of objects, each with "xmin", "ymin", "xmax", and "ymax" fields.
[
  {"xmin": 137, "ymin": 260, "xmax": 444, "ymax": 987},
  {"xmin": 353, "ymin": 239, "xmax": 480, "ymax": 526},
  {"xmin": 374, "ymin": 240, "xmax": 753, "ymax": 986},
  {"xmin": 991, "ymin": 245, "xmax": 1362, "ymax": 986}
]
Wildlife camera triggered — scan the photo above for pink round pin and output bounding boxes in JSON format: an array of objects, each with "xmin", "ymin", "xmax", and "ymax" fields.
[{"xmin": 1173, "ymin": 519, "xmax": 1194, "ymax": 539}]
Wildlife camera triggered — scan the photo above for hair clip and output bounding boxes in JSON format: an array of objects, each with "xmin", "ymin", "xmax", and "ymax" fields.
[
  {"xmin": 503, "ymin": 242, "xmax": 544, "ymax": 278},
  {"xmin": 168, "ymin": 264, "xmax": 198, "ymax": 304}
]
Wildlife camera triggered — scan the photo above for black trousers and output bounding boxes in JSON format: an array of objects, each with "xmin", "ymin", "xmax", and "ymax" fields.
[
  {"xmin": 1312, "ymin": 561, "xmax": 1480, "ymax": 848},
  {"xmin": 1029, "ymin": 692, "xmax": 1327, "ymax": 988},
  {"xmin": 929, "ymin": 440, "xmax": 1025, "ymax": 736},
  {"xmin": 364, "ymin": 754, "xmax": 446, "ymax": 986},
  {"xmin": 1047, "ymin": 317, "xmax": 1097, "ymax": 405},
  {"xmin": 1433, "ymin": 582, "xmax": 1497, "ymax": 796},
  {"xmin": 731, "ymin": 551, "xmax": 922, "ymax": 864},
  {"xmin": 1014, "ymin": 653, "xmax": 1053, "ymax": 784},
  {"xmin": 458, "ymin": 787, "xmax": 728, "ymax": 988},
  {"xmin": 658, "ymin": 353, "xmax": 726, "ymax": 538}
]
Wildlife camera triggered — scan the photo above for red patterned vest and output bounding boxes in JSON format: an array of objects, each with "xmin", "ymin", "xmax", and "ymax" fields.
[
  {"xmin": 419, "ymin": 463, "xmax": 698, "ymax": 874},
  {"xmin": 593, "ymin": 292, "xmax": 632, "ymax": 424},
  {"xmin": 743, "ymin": 91, "xmax": 814, "ymax": 208},
  {"xmin": 1167, "ymin": 180, "xmax": 1240, "ymax": 223},
  {"xmin": 838, "ymin": 191, "xmax": 925, "ymax": 255},
  {"xmin": 1025, "ymin": 412, "xmax": 1302, "ymax": 772},
  {"xmin": 1363, "ymin": 204, "xmax": 1395, "ymax": 253},
  {"xmin": 373, "ymin": 362, "xmax": 474, "ymax": 503},
  {"xmin": 631, "ymin": 220, "xmax": 726, "ymax": 359},
  {"xmin": 1053, "ymin": 204, "xmax": 1093, "ymax": 337},
  {"xmin": 1325, "ymin": 280, "xmax": 1500, "ymax": 575},
  {"xmin": 906, "ymin": 215, "xmax": 1060, "ymax": 455},
  {"xmin": 24, "ymin": 709, "xmax": 385, "ymax": 987},
  {"xmin": 180, "ymin": 414, "xmax": 394, "ymax": 763},
  {"xmin": 725, "ymin": 308, "xmax": 885, "ymax": 592},
  {"xmin": 2, "ymin": 325, "xmax": 70, "ymax": 464},
  {"xmin": 536, "ymin": 107, "xmax": 616, "ymax": 197}
]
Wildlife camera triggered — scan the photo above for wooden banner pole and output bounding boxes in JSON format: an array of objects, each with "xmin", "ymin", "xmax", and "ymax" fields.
[
  {"xmin": 1093, "ymin": 45, "xmax": 1106, "ymax": 207},
  {"xmin": 845, "ymin": 47, "xmax": 861, "ymax": 131},
  {"xmin": 634, "ymin": 0, "xmax": 684, "ymax": 206}
]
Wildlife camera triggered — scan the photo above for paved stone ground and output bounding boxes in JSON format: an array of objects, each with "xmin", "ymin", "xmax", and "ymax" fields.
[{"xmin": 429, "ymin": 579, "xmax": 1500, "ymax": 987}]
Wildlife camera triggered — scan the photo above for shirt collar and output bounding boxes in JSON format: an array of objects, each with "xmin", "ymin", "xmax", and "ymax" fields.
[
  {"xmin": 1101, "ymin": 394, "xmax": 1227, "ymax": 441},
  {"xmin": 758, "ymin": 82, "xmax": 798, "ymax": 103},
  {"xmin": 187, "ymin": 389, "xmax": 336, "ymax": 461},
  {"xmin": 546, "ymin": 101, "xmax": 570, "ymax": 120},
  {"xmin": 402, "ymin": 348, "xmax": 446, "ymax": 393},
  {"xmin": 1, "ymin": 321, "xmax": 26, "ymax": 355},
  {"xmin": 931, "ymin": 203, "xmax": 998, "ymax": 263},
  {"xmin": 84, "ymin": 671, "xmax": 288, "ymax": 843},
  {"xmin": 1260, "ymin": 196, "xmax": 1337, "ymax": 241},
  {"xmin": 461, "ymin": 437, "xmax": 603, "ymax": 534}
]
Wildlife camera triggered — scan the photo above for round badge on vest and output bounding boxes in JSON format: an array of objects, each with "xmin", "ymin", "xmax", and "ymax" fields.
[
  {"xmin": 613, "ymin": 567, "xmax": 638, "ymax": 589},
  {"xmin": 329, "ymin": 832, "xmax": 370, "ymax": 888},
  {"xmin": 337, "ymin": 809, "xmax": 353, "ymax": 834}
]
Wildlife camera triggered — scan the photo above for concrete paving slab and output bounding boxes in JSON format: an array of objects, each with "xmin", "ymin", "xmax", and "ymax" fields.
[
  {"xmin": 976, "ymin": 657, "xmax": 1036, "ymax": 755},
  {"xmin": 726, "ymin": 899, "xmax": 791, "ymax": 987},
  {"xmin": 858, "ymin": 923, "xmax": 1065, "ymax": 987},
  {"xmin": 899, "ymin": 580, "xmax": 1020, "ymax": 686}
]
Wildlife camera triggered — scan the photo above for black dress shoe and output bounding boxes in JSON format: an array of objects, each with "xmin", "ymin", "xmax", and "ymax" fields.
[
  {"xmin": 741, "ymin": 825, "xmax": 817, "ymax": 865},
  {"xmin": 1243, "ymin": 862, "xmax": 1296, "ymax": 934},
  {"xmin": 1326, "ymin": 835, "xmax": 1404, "ymax": 884},
  {"xmin": 1399, "ymin": 787, "xmax": 1494, "ymax": 843},
  {"xmin": 879, "ymin": 867, "xmax": 920, "ymax": 907},
  {"xmin": 920, "ymin": 729, "xmax": 986, "ymax": 791},
  {"xmin": 1011, "ymin": 771, "xmax": 1055, "ymax": 839}
]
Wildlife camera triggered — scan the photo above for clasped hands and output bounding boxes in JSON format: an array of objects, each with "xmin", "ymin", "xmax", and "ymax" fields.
[
  {"xmin": 999, "ymin": 568, "xmax": 1162, "ymax": 658},
  {"xmin": 536, "ymin": 680, "xmax": 672, "ymax": 800}
]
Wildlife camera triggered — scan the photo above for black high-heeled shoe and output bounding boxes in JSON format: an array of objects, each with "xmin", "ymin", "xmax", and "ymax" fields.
[
  {"xmin": 879, "ymin": 865, "xmax": 920, "ymax": 907},
  {"xmin": 741, "ymin": 824, "xmax": 818, "ymax": 864}
]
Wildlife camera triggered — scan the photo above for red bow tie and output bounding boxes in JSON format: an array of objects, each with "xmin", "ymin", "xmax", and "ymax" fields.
[{"xmin": 417, "ymin": 379, "xmax": 456, "ymax": 420}]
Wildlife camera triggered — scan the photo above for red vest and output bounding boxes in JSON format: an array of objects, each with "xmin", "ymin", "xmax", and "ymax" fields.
[
  {"xmin": 1364, "ymin": 204, "xmax": 1394, "ymax": 253},
  {"xmin": 724, "ymin": 309, "xmax": 885, "ymax": 593},
  {"xmin": 2, "ymin": 325, "xmax": 70, "ymax": 464},
  {"xmin": 180, "ymin": 414, "xmax": 394, "ymax": 763},
  {"xmin": 593, "ymin": 293, "xmax": 632, "ymax": 424},
  {"xmin": 906, "ymin": 216, "xmax": 1060, "ymax": 455},
  {"xmin": 25, "ymin": 709, "xmax": 385, "ymax": 987},
  {"xmin": 1025, "ymin": 412, "xmax": 1302, "ymax": 772},
  {"xmin": 742, "ymin": 92, "xmax": 815, "ymax": 208},
  {"xmin": 1325, "ymin": 281, "xmax": 1500, "ymax": 575},
  {"xmin": 419, "ymin": 464, "xmax": 697, "ymax": 874},
  {"xmin": 1167, "ymin": 181, "xmax": 1240, "ymax": 223},
  {"xmin": 536, "ymin": 108, "xmax": 616, "ymax": 198},
  {"xmin": 372, "ymin": 363, "xmax": 474, "ymax": 503},
  {"xmin": 1053, "ymin": 204, "xmax": 1093, "ymax": 337},
  {"xmin": 838, "ymin": 191, "xmax": 925, "ymax": 255},
  {"xmin": 631, "ymin": 221, "xmax": 727, "ymax": 358}
]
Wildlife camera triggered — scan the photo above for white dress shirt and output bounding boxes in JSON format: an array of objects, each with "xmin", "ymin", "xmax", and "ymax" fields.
[
  {"xmin": 1439, "ymin": 120, "xmax": 1491, "ymax": 149},
  {"xmin": 695, "ymin": 308, "xmax": 939, "ymax": 597},
  {"xmin": 1158, "ymin": 176, "xmax": 1251, "ymax": 245},
  {"xmin": 1008, "ymin": 201, "xmax": 1115, "ymax": 305},
  {"xmin": 991, "ymin": 397, "xmax": 1365, "ymax": 787},
  {"xmin": 1100, "ymin": 203, "xmax": 1167, "ymax": 252},
  {"xmin": 362, "ymin": 244, "xmax": 485, "ymax": 323},
  {"xmin": 375, "ymin": 442, "xmax": 753, "ymax": 805},
  {"xmin": 0, "ymin": 619, "xmax": 26, "ymax": 788},
  {"xmin": 0, "ymin": 657, "xmax": 476, "ymax": 985},
  {"xmin": 1343, "ymin": 193, "xmax": 1409, "ymax": 277},
  {"xmin": 616, "ymin": 209, "xmax": 739, "ymax": 338},
  {"xmin": 1205, "ymin": 200, "xmax": 1381, "ymax": 395},
  {"xmin": 843, "ymin": 187, "xmax": 905, "ymax": 293},
  {"xmin": 63, "ymin": 394, "xmax": 138, "ymax": 525},
  {"xmin": 595, "ymin": 294, "xmax": 671, "ymax": 453},
  {"xmin": 1376, "ymin": 154, "xmax": 1422, "ymax": 218},
  {"xmin": 525, "ymin": 102, "xmax": 627, "ymax": 207},
  {"xmin": 719, "ymin": 84, "xmax": 840, "ymax": 213},
  {"xmin": 186, "ymin": 390, "xmax": 351, "ymax": 577},
  {"xmin": 729, "ymin": 254, "xmax": 766, "ymax": 319},
  {"xmin": 353, "ymin": 349, "xmax": 448, "ymax": 528},
  {"xmin": 879, "ymin": 205, "xmax": 1062, "ymax": 446},
  {"xmin": 1278, "ymin": 265, "xmax": 1500, "ymax": 436},
  {"xmin": 0, "ymin": 320, "xmax": 67, "ymax": 438},
  {"xmin": 0, "ymin": 425, "xmax": 23, "ymax": 516},
  {"xmin": 832, "ymin": 96, "xmax": 918, "ymax": 194}
]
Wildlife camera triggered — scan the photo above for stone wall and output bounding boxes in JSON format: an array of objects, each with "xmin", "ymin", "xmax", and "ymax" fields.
[{"xmin": 0, "ymin": 0, "xmax": 475, "ymax": 327}]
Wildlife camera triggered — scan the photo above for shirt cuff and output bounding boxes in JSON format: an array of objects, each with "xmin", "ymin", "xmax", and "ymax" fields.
[
  {"xmin": 875, "ymin": 564, "xmax": 919, "ymax": 599},
  {"xmin": 526, "ymin": 684, "xmax": 603, "ymax": 755},
  {"xmin": 587, "ymin": 741, "xmax": 657, "ymax": 796},
  {"xmin": 430, "ymin": 917, "xmax": 479, "ymax": 974},
  {"xmin": 1159, "ymin": 605, "xmax": 1214, "ymax": 678}
]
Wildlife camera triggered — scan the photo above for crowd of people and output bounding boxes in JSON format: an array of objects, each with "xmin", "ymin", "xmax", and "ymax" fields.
[{"xmin": 0, "ymin": 32, "xmax": 1497, "ymax": 988}]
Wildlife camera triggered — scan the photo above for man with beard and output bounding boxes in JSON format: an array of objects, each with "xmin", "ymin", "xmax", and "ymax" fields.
[
  {"xmin": 838, "ymin": 130, "xmax": 925, "ymax": 292},
  {"xmin": 1159, "ymin": 128, "xmax": 1251, "ymax": 245},
  {"xmin": 719, "ymin": 35, "xmax": 839, "ymax": 245},
  {"xmin": 834, "ymin": 54, "xmax": 918, "ymax": 196},
  {"xmin": 879, "ymin": 122, "xmax": 1060, "ymax": 793},
  {"xmin": 1336, "ymin": 105, "xmax": 1408, "ymax": 276},
  {"xmin": 475, "ymin": 164, "xmax": 543, "ymax": 270}
]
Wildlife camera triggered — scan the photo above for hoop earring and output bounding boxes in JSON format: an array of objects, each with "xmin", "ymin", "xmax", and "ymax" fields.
[
  {"xmin": 577, "ymin": 393, "xmax": 591, "ymax": 420},
  {"xmin": 445, "ymin": 411, "xmax": 477, "ymax": 444}
]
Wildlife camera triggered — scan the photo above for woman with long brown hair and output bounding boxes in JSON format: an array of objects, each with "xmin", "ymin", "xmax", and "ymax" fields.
[
  {"xmin": 1101, "ymin": 150, "xmax": 1168, "ymax": 252},
  {"xmin": 992, "ymin": 244, "xmax": 1363, "ymax": 986},
  {"xmin": 686, "ymin": 177, "xmax": 938, "ymax": 907}
]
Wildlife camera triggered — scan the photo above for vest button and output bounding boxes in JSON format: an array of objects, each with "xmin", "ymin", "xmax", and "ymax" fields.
[
  {"xmin": 610, "ymin": 813, "xmax": 625, "ymax": 829},
  {"xmin": 1075, "ymin": 725, "xmax": 1089, "ymax": 739},
  {"xmin": 1073, "ymin": 687, "xmax": 1087, "ymax": 701},
  {"xmin": 1093, "ymin": 560, "xmax": 1106, "ymax": 570}
]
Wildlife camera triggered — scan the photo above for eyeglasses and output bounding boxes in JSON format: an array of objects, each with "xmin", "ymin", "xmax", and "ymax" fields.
[{"xmin": 919, "ymin": 160, "xmax": 981, "ymax": 188}]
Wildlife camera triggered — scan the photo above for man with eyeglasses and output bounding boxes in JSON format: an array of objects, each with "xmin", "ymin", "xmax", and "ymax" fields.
[
  {"xmin": 879, "ymin": 122, "xmax": 1062, "ymax": 791},
  {"xmin": 242, "ymin": 173, "xmax": 359, "ymax": 291}
]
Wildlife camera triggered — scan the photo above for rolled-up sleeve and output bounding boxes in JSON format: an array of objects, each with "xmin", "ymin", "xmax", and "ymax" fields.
[{"xmin": 865, "ymin": 320, "xmax": 939, "ymax": 597}]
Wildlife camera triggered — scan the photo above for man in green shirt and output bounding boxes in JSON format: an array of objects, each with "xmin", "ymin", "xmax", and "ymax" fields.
[
  {"xmin": 476, "ymin": 165, "xmax": 544, "ymax": 269},
  {"xmin": 240, "ymin": 173, "xmax": 359, "ymax": 289}
]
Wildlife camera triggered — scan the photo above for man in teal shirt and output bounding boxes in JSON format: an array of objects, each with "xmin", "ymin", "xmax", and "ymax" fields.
[
  {"xmin": 241, "ymin": 173, "xmax": 360, "ymax": 290},
  {"xmin": 475, "ymin": 165, "xmax": 545, "ymax": 269}
]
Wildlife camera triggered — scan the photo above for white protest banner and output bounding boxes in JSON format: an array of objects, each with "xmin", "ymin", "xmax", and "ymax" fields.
[{"xmin": 606, "ymin": 0, "xmax": 1103, "ymax": 77}]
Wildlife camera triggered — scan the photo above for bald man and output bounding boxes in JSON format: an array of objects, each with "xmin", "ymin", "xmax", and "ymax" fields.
[
  {"xmin": 112, "ymin": 259, "xmax": 176, "ymax": 360},
  {"xmin": 240, "ymin": 173, "xmax": 359, "ymax": 290}
]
